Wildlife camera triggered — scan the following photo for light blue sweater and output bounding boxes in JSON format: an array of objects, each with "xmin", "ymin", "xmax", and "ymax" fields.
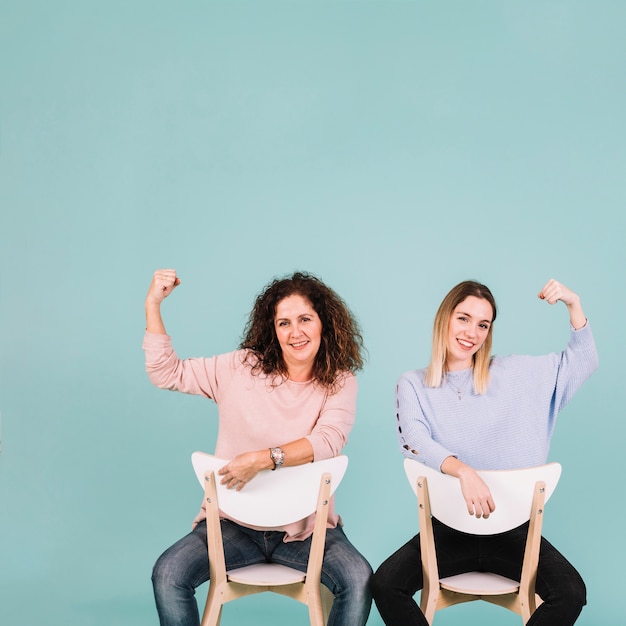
[{"xmin": 396, "ymin": 323, "xmax": 599, "ymax": 471}]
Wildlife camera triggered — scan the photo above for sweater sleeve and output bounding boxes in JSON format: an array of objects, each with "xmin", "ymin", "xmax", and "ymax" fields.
[
  {"xmin": 142, "ymin": 331, "xmax": 221, "ymax": 399},
  {"xmin": 395, "ymin": 372, "xmax": 455, "ymax": 472},
  {"xmin": 305, "ymin": 374, "xmax": 357, "ymax": 461},
  {"xmin": 552, "ymin": 321, "xmax": 599, "ymax": 414}
]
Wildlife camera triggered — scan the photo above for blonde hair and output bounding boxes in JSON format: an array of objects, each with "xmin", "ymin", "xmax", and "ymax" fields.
[{"xmin": 424, "ymin": 280, "xmax": 497, "ymax": 395}]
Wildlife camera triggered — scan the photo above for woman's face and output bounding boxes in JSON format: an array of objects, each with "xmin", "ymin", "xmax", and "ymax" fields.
[
  {"xmin": 274, "ymin": 294, "xmax": 322, "ymax": 380},
  {"xmin": 446, "ymin": 296, "xmax": 494, "ymax": 371}
]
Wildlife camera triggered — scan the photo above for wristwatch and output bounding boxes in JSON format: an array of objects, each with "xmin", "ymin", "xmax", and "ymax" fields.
[{"xmin": 270, "ymin": 447, "xmax": 285, "ymax": 470}]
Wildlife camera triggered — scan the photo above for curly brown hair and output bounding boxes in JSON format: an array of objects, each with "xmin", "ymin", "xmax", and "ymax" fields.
[{"xmin": 239, "ymin": 272, "xmax": 365, "ymax": 392}]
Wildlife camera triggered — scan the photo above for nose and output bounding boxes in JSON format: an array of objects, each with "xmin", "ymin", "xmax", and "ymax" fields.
[{"xmin": 464, "ymin": 324, "xmax": 477, "ymax": 338}]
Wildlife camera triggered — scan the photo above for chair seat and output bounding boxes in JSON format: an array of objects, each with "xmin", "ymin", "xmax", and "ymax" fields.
[
  {"xmin": 227, "ymin": 563, "xmax": 306, "ymax": 586},
  {"xmin": 440, "ymin": 572, "xmax": 520, "ymax": 595}
]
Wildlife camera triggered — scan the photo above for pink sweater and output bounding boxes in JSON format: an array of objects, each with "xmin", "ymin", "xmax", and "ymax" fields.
[{"xmin": 143, "ymin": 331, "xmax": 357, "ymax": 540}]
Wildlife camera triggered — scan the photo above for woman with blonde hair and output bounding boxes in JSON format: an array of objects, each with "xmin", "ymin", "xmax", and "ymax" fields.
[{"xmin": 372, "ymin": 278, "xmax": 598, "ymax": 626}]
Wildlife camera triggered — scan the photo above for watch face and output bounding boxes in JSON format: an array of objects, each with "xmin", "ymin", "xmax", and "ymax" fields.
[{"xmin": 271, "ymin": 447, "xmax": 284, "ymax": 466}]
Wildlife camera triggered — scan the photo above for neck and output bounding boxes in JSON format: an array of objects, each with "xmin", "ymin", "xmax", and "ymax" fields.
[
  {"xmin": 286, "ymin": 363, "xmax": 314, "ymax": 382},
  {"xmin": 446, "ymin": 360, "xmax": 473, "ymax": 372}
]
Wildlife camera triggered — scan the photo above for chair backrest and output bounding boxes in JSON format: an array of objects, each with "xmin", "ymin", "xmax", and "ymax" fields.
[
  {"xmin": 404, "ymin": 459, "xmax": 561, "ymax": 535},
  {"xmin": 191, "ymin": 452, "xmax": 348, "ymax": 527}
]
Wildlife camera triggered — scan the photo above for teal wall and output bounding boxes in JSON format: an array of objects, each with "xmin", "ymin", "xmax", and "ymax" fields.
[{"xmin": 1, "ymin": 2, "xmax": 624, "ymax": 624}]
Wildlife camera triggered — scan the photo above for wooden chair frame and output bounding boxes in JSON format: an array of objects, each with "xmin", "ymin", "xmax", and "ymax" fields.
[
  {"xmin": 192, "ymin": 453, "xmax": 348, "ymax": 626},
  {"xmin": 404, "ymin": 459, "xmax": 561, "ymax": 625}
]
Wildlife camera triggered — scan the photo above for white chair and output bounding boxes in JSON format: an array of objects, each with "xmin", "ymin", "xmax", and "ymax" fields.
[
  {"xmin": 191, "ymin": 452, "xmax": 349, "ymax": 626},
  {"xmin": 404, "ymin": 458, "xmax": 562, "ymax": 624}
]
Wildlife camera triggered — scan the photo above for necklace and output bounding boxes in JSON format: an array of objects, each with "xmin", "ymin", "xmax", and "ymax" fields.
[{"xmin": 446, "ymin": 369, "xmax": 473, "ymax": 400}]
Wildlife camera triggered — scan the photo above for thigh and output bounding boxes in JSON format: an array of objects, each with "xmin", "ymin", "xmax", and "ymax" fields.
[
  {"xmin": 534, "ymin": 537, "xmax": 586, "ymax": 608},
  {"xmin": 479, "ymin": 524, "xmax": 528, "ymax": 580},
  {"xmin": 152, "ymin": 523, "xmax": 211, "ymax": 590},
  {"xmin": 373, "ymin": 533, "xmax": 424, "ymax": 596},
  {"xmin": 484, "ymin": 532, "xmax": 586, "ymax": 626},
  {"xmin": 271, "ymin": 526, "xmax": 372, "ymax": 591},
  {"xmin": 220, "ymin": 520, "xmax": 270, "ymax": 570},
  {"xmin": 433, "ymin": 521, "xmax": 481, "ymax": 579},
  {"xmin": 319, "ymin": 526, "xmax": 373, "ymax": 593},
  {"xmin": 153, "ymin": 520, "xmax": 268, "ymax": 588},
  {"xmin": 479, "ymin": 529, "xmax": 586, "ymax": 608},
  {"xmin": 374, "ymin": 523, "xmax": 478, "ymax": 596}
]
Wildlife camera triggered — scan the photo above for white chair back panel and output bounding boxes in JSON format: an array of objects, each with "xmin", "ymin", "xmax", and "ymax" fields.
[
  {"xmin": 192, "ymin": 452, "xmax": 348, "ymax": 527},
  {"xmin": 227, "ymin": 563, "xmax": 306, "ymax": 586},
  {"xmin": 404, "ymin": 459, "xmax": 561, "ymax": 535},
  {"xmin": 441, "ymin": 572, "xmax": 520, "ymax": 595}
]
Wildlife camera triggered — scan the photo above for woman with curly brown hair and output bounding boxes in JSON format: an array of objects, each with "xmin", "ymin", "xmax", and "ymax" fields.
[{"xmin": 143, "ymin": 269, "xmax": 372, "ymax": 626}]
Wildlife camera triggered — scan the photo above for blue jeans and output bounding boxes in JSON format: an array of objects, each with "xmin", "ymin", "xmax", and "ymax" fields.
[
  {"xmin": 152, "ymin": 520, "xmax": 372, "ymax": 626},
  {"xmin": 371, "ymin": 521, "xmax": 586, "ymax": 626}
]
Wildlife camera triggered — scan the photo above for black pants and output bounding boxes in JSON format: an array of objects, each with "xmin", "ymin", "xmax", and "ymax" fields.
[{"xmin": 371, "ymin": 521, "xmax": 586, "ymax": 625}]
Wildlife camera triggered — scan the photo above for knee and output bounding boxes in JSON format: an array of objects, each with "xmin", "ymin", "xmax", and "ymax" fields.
[
  {"xmin": 539, "ymin": 564, "xmax": 587, "ymax": 618},
  {"xmin": 327, "ymin": 553, "xmax": 373, "ymax": 603},
  {"xmin": 151, "ymin": 552, "xmax": 173, "ymax": 593},
  {"xmin": 566, "ymin": 572, "xmax": 587, "ymax": 611},
  {"xmin": 370, "ymin": 567, "xmax": 387, "ymax": 601},
  {"xmin": 370, "ymin": 557, "xmax": 406, "ymax": 598},
  {"xmin": 342, "ymin": 555, "xmax": 374, "ymax": 598},
  {"xmin": 151, "ymin": 549, "xmax": 189, "ymax": 596}
]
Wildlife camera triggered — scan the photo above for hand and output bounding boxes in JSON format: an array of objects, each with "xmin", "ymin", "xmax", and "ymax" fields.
[
  {"xmin": 537, "ymin": 279, "xmax": 579, "ymax": 307},
  {"xmin": 457, "ymin": 466, "xmax": 496, "ymax": 519},
  {"xmin": 146, "ymin": 269, "xmax": 181, "ymax": 306},
  {"xmin": 217, "ymin": 450, "xmax": 271, "ymax": 491},
  {"xmin": 537, "ymin": 278, "xmax": 586, "ymax": 330}
]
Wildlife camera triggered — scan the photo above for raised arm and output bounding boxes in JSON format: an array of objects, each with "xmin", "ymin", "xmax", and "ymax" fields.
[
  {"xmin": 145, "ymin": 269, "xmax": 181, "ymax": 334},
  {"xmin": 538, "ymin": 278, "xmax": 587, "ymax": 330}
]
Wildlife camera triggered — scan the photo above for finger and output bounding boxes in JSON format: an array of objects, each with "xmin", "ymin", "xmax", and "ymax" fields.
[
  {"xmin": 478, "ymin": 499, "xmax": 489, "ymax": 518},
  {"xmin": 538, "ymin": 278, "xmax": 554, "ymax": 299},
  {"xmin": 538, "ymin": 279, "xmax": 561, "ymax": 304},
  {"xmin": 154, "ymin": 270, "xmax": 179, "ymax": 289},
  {"xmin": 219, "ymin": 473, "xmax": 237, "ymax": 487}
]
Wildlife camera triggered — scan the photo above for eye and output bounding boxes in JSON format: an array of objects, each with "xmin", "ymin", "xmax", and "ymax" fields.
[
  {"xmin": 458, "ymin": 316, "xmax": 468, "ymax": 322},
  {"xmin": 277, "ymin": 320, "xmax": 289, "ymax": 327},
  {"xmin": 479, "ymin": 323, "xmax": 490, "ymax": 330}
]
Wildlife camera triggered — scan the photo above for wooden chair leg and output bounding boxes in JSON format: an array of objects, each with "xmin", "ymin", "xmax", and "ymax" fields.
[
  {"xmin": 200, "ymin": 600, "xmax": 222, "ymax": 626},
  {"xmin": 420, "ymin": 579, "xmax": 438, "ymax": 625},
  {"xmin": 321, "ymin": 584, "xmax": 334, "ymax": 624}
]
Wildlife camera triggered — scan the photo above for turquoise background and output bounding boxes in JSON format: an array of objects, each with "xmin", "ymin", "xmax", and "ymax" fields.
[{"xmin": 1, "ymin": 1, "xmax": 623, "ymax": 624}]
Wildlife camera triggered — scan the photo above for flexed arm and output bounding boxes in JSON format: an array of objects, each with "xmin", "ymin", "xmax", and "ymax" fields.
[
  {"xmin": 145, "ymin": 269, "xmax": 181, "ymax": 334},
  {"xmin": 538, "ymin": 279, "xmax": 587, "ymax": 330}
]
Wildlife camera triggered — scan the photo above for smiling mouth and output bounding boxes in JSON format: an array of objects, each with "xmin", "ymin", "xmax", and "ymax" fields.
[
  {"xmin": 291, "ymin": 340, "xmax": 309, "ymax": 348},
  {"xmin": 457, "ymin": 339, "xmax": 474, "ymax": 349}
]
